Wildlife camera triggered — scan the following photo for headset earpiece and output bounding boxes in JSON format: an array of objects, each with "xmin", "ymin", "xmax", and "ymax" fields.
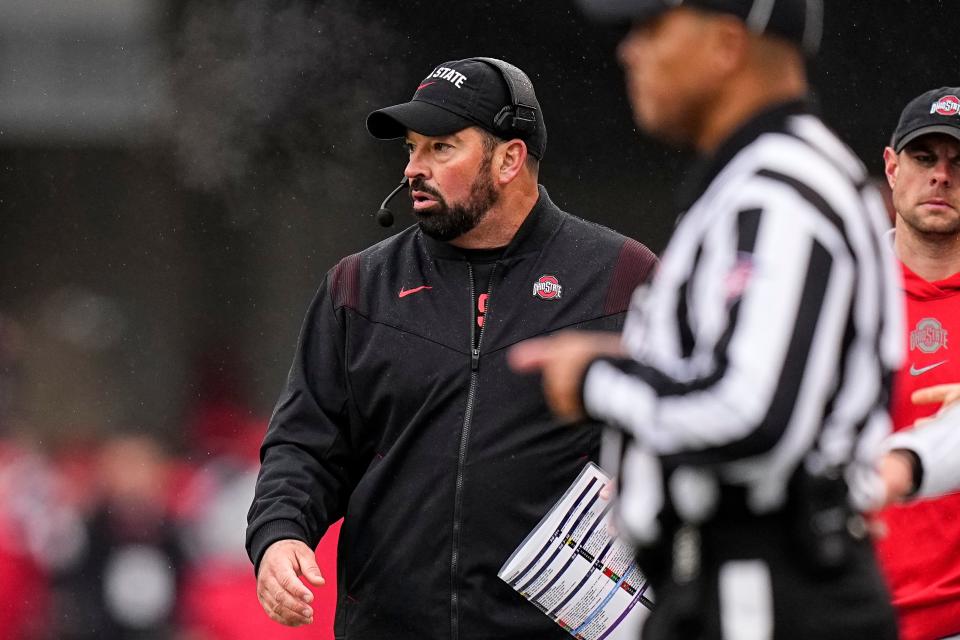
[
  {"xmin": 474, "ymin": 57, "xmax": 539, "ymax": 139},
  {"xmin": 495, "ymin": 105, "xmax": 537, "ymax": 136}
]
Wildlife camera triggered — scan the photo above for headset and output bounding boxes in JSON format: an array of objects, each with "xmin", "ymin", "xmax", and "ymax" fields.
[
  {"xmin": 473, "ymin": 56, "xmax": 540, "ymax": 139},
  {"xmin": 375, "ymin": 57, "xmax": 540, "ymax": 227}
]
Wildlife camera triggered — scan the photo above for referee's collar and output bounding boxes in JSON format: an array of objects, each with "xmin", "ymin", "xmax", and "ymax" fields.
[{"xmin": 677, "ymin": 97, "xmax": 819, "ymax": 212}]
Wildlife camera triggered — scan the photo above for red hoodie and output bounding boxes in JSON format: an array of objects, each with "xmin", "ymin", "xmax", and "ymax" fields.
[{"xmin": 876, "ymin": 261, "xmax": 960, "ymax": 640}]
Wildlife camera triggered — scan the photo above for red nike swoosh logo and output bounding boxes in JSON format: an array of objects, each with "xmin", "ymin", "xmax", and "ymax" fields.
[
  {"xmin": 417, "ymin": 81, "xmax": 437, "ymax": 90},
  {"xmin": 398, "ymin": 285, "xmax": 433, "ymax": 298}
]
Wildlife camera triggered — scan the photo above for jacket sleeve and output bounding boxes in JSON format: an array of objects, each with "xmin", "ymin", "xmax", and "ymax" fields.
[
  {"xmin": 581, "ymin": 195, "xmax": 875, "ymax": 467},
  {"xmin": 246, "ymin": 270, "xmax": 355, "ymax": 574},
  {"xmin": 883, "ymin": 403, "xmax": 960, "ymax": 499}
]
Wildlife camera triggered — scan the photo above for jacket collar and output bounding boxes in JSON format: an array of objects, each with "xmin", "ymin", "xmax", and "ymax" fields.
[
  {"xmin": 677, "ymin": 98, "xmax": 817, "ymax": 212},
  {"xmin": 420, "ymin": 184, "xmax": 562, "ymax": 261}
]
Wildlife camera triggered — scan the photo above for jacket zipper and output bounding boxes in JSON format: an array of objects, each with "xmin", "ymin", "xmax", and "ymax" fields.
[{"xmin": 450, "ymin": 261, "xmax": 496, "ymax": 640}]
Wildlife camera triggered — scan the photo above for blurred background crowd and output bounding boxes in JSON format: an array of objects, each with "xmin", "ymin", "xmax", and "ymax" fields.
[
  {"xmin": 0, "ymin": 0, "xmax": 957, "ymax": 638},
  {"xmin": 0, "ymin": 345, "xmax": 342, "ymax": 639}
]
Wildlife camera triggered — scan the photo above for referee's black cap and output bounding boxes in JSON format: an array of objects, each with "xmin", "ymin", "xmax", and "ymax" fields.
[
  {"xmin": 575, "ymin": 0, "xmax": 823, "ymax": 56},
  {"xmin": 891, "ymin": 87, "xmax": 960, "ymax": 153}
]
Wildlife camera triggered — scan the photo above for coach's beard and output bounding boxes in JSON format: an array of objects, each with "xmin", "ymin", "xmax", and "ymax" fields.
[{"xmin": 410, "ymin": 164, "xmax": 499, "ymax": 242}]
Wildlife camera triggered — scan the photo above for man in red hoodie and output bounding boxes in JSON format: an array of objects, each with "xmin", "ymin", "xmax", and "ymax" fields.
[{"xmin": 875, "ymin": 86, "xmax": 960, "ymax": 640}]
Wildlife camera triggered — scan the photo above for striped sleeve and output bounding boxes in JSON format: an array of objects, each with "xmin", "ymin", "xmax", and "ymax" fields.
[{"xmin": 583, "ymin": 173, "xmax": 859, "ymax": 466}]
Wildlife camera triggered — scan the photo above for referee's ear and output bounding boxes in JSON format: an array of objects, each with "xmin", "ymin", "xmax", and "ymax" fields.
[
  {"xmin": 883, "ymin": 146, "xmax": 900, "ymax": 191},
  {"xmin": 707, "ymin": 13, "xmax": 750, "ymax": 77}
]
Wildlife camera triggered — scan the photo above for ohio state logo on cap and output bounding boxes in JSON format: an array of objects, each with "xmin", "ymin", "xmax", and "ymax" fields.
[
  {"xmin": 532, "ymin": 275, "xmax": 562, "ymax": 300},
  {"xmin": 931, "ymin": 95, "xmax": 960, "ymax": 116}
]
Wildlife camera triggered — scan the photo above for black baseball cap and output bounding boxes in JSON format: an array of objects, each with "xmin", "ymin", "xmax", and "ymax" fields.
[
  {"xmin": 890, "ymin": 87, "xmax": 960, "ymax": 153},
  {"xmin": 366, "ymin": 57, "xmax": 547, "ymax": 159},
  {"xmin": 576, "ymin": 0, "xmax": 822, "ymax": 56}
]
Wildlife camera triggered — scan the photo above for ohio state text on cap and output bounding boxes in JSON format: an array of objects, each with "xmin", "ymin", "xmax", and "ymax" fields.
[{"xmin": 366, "ymin": 57, "xmax": 547, "ymax": 159}]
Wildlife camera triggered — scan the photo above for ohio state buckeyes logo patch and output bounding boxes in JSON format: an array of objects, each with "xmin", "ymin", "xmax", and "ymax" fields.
[
  {"xmin": 910, "ymin": 317, "xmax": 948, "ymax": 354},
  {"xmin": 931, "ymin": 95, "xmax": 960, "ymax": 116},
  {"xmin": 532, "ymin": 274, "xmax": 563, "ymax": 300}
]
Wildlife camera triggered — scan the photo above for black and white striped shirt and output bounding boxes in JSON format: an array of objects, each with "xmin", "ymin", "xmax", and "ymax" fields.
[{"xmin": 584, "ymin": 101, "xmax": 903, "ymax": 535}]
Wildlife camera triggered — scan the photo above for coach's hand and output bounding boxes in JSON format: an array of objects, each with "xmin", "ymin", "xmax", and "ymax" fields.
[{"xmin": 257, "ymin": 539, "xmax": 325, "ymax": 626}]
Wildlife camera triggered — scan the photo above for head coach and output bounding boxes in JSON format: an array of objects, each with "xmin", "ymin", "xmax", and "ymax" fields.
[
  {"xmin": 245, "ymin": 56, "xmax": 656, "ymax": 639},
  {"xmin": 511, "ymin": 2, "xmax": 904, "ymax": 639}
]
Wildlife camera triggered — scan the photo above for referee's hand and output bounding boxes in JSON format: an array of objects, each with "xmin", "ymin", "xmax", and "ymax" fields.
[
  {"xmin": 256, "ymin": 539, "xmax": 325, "ymax": 626},
  {"xmin": 509, "ymin": 330, "xmax": 624, "ymax": 422}
]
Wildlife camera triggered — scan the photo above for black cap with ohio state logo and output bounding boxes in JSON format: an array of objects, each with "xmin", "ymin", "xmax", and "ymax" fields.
[
  {"xmin": 891, "ymin": 87, "xmax": 960, "ymax": 153},
  {"xmin": 366, "ymin": 57, "xmax": 547, "ymax": 159}
]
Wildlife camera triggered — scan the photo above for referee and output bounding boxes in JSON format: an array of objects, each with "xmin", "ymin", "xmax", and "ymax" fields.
[{"xmin": 511, "ymin": 1, "xmax": 903, "ymax": 638}]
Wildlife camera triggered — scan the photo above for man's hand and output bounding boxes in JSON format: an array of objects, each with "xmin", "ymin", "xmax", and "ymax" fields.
[
  {"xmin": 256, "ymin": 539, "xmax": 325, "ymax": 627},
  {"xmin": 509, "ymin": 331, "xmax": 624, "ymax": 422},
  {"xmin": 874, "ymin": 385, "xmax": 960, "ymax": 507},
  {"xmin": 878, "ymin": 449, "xmax": 919, "ymax": 507},
  {"xmin": 912, "ymin": 383, "xmax": 960, "ymax": 419}
]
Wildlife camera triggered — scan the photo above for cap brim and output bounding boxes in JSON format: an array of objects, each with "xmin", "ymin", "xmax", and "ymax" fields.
[
  {"xmin": 366, "ymin": 101, "xmax": 475, "ymax": 139},
  {"xmin": 575, "ymin": 0, "xmax": 670, "ymax": 23},
  {"xmin": 895, "ymin": 124, "xmax": 960, "ymax": 153}
]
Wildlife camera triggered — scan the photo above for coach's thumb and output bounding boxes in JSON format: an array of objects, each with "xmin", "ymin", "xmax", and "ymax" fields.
[{"xmin": 296, "ymin": 549, "xmax": 325, "ymax": 587}]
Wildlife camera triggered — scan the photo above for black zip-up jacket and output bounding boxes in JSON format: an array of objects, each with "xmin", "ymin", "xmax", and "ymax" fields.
[{"xmin": 246, "ymin": 187, "xmax": 656, "ymax": 639}]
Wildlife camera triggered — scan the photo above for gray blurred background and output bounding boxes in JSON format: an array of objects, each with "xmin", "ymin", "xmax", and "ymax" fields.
[{"xmin": 1, "ymin": 0, "xmax": 957, "ymax": 447}]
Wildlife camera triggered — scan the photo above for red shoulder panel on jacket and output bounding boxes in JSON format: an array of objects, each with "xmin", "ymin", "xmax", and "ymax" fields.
[
  {"xmin": 603, "ymin": 238, "xmax": 657, "ymax": 315},
  {"xmin": 331, "ymin": 253, "xmax": 361, "ymax": 311}
]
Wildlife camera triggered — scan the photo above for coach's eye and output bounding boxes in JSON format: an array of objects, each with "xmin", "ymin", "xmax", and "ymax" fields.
[{"xmin": 433, "ymin": 142, "xmax": 452, "ymax": 152}]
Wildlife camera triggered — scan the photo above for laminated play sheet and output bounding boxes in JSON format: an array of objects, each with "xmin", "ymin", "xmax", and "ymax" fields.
[{"xmin": 499, "ymin": 463, "xmax": 652, "ymax": 640}]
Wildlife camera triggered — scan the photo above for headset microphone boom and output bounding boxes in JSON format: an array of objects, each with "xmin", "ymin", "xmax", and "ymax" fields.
[{"xmin": 375, "ymin": 177, "xmax": 409, "ymax": 227}]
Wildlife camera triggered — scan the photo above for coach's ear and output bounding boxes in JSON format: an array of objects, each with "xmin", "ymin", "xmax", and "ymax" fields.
[
  {"xmin": 883, "ymin": 146, "xmax": 899, "ymax": 191},
  {"xmin": 495, "ymin": 139, "xmax": 528, "ymax": 186}
]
